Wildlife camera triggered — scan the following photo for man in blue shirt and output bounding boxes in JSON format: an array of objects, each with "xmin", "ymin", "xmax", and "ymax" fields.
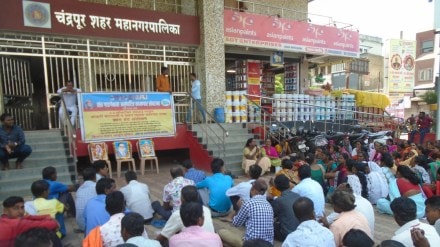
[
  {"xmin": 0, "ymin": 113, "xmax": 32, "ymax": 170},
  {"xmin": 196, "ymin": 158, "xmax": 233, "ymax": 217},
  {"xmin": 181, "ymin": 159, "xmax": 206, "ymax": 184},
  {"xmin": 42, "ymin": 166, "xmax": 77, "ymax": 211},
  {"xmin": 186, "ymin": 73, "xmax": 206, "ymax": 123},
  {"xmin": 84, "ymin": 178, "xmax": 116, "ymax": 235}
]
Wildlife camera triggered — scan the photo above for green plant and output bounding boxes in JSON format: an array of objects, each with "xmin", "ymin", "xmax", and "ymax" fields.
[{"xmin": 422, "ymin": 91, "xmax": 438, "ymax": 104}]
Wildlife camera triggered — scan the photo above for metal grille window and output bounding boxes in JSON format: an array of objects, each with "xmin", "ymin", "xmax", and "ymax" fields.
[{"xmin": 0, "ymin": 32, "xmax": 195, "ymax": 129}]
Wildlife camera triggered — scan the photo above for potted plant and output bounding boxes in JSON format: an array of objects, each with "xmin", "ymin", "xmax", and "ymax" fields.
[{"xmin": 421, "ymin": 91, "xmax": 437, "ymax": 110}]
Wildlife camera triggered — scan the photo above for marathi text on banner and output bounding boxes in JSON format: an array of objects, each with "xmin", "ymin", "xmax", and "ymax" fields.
[{"xmin": 78, "ymin": 92, "xmax": 176, "ymax": 142}]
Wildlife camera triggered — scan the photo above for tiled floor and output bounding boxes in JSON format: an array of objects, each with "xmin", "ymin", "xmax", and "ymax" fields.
[{"xmin": 62, "ymin": 161, "xmax": 401, "ymax": 246}]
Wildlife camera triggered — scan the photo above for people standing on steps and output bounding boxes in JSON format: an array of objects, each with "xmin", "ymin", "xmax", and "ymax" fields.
[{"xmin": 186, "ymin": 72, "xmax": 206, "ymax": 123}]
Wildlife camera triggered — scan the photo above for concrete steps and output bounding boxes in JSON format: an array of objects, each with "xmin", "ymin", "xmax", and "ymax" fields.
[
  {"xmin": 190, "ymin": 123, "xmax": 261, "ymax": 176},
  {"xmin": 0, "ymin": 130, "xmax": 75, "ymax": 201}
]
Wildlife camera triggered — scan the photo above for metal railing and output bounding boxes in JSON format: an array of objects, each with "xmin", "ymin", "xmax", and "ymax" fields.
[
  {"xmin": 243, "ymin": 94, "xmax": 404, "ymax": 141},
  {"xmin": 186, "ymin": 94, "xmax": 229, "ymax": 161},
  {"xmin": 242, "ymin": 94, "xmax": 291, "ymax": 145},
  {"xmin": 59, "ymin": 99, "xmax": 78, "ymax": 181}
]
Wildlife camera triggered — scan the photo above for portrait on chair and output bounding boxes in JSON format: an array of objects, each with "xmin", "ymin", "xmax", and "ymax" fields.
[
  {"xmin": 90, "ymin": 142, "xmax": 107, "ymax": 161},
  {"xmin": 139, "ymin": 139, "xmax": 155, "ymax": 157},
  {"xmin": 114, "ymin": 141, "xmax": 131, "ymax": 159}
]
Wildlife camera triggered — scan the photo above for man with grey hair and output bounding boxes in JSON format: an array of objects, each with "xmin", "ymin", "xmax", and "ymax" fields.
[{"xmin": 151, "ymin": 167, "xmax": 194, "ymax": 220}]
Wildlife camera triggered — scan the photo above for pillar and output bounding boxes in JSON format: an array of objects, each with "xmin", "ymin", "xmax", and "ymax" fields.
[{"xmin": 196, "ymin": 0, "xmax": 225, "ymax": 116}]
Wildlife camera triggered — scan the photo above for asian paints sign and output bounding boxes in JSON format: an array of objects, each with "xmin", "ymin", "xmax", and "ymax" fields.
[{"xmin": 224, "ymin": 9, "xmax": 359, "ymax": 58}]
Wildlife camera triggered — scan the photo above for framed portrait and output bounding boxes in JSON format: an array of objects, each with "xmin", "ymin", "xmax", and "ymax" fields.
[
  {"xmin": 139, "ymin": 139, "xmax": 155, "ymax": 157},
  {"xmin": 113, "ymin": 141, "xmax": 131, "ymax": 159},
  {"xmin": 89, "ymin": 142, "xmax": 108, "ymax": 161}
]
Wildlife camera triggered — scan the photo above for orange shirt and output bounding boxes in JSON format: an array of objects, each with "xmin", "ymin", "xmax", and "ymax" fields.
[{"xmin": 156, "ymin": 74, "xmax": 171, "ymax": 92}]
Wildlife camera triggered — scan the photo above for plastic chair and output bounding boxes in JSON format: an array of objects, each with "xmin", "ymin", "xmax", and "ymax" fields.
[
  {"xmin": 88, "ymin": 142, "xmax": 112, "ymax": 178},
  {"xmin": 137, "ymin": 139, "xmax": 159, "ymax": 175},
  {"xmin": 113, "ymin": 141, "xmax": 136, "ymax": 178}
]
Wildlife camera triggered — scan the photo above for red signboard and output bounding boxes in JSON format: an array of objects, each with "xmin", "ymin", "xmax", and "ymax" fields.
[
  {"xmin": 0, "ymin": 0, "xmax": 200, "ymax": 45},
  {"xmin": 224, "ymin": 9, "xmax": 359, "ymax": 58}
]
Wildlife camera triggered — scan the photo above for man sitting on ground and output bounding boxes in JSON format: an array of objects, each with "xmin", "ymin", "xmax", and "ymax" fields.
[
  {"xmin": 181, "ymin": 159, "xmax": 206, "ymax": 184},
  {"xmin": 0, "ymin": 113, "xmax": 32, "ymax": 170},
  {"xmin": 120, "ymin": 171, "xmax": 154, "ymax": 223},
  {"xmin": 425, "ymin": 195, "xmax": 440, "ymax": 235},
  {"xmin": 93, "ymin": 160, "xmax": 110, "ymax": 181},
  {"xmin": 0, "ymin": 196, "xmax": 58, "ymax": 247},
  {"xmin": 169, "ymin": 202, "xmax": 222, "ymax": 247},
  {"xmin": 42, "ymin": 166, "xmax": 76, "ymax": 218},
  {"xmin": 292, "ymin": 164, "xmax": 325, "ymax": 217},
  {"xmin": 196, "ymin": 158, "xmax": 233, "ymax": 217},
  {"xmin": 120, "ymin": 213, "xmax": 161, "ymax": 247},
  {"xmin": 390, "ymin": 197, "xmax": 440, "ymax": 246},
  {"xmin": 100, "ymin": 191, "xmax": 126, "ymax": 247},
  {"xmin": 84, "ymin": 178, "xmax": 116, "ymax": 236},
  {"xmin": 75, "ymin": 167, "xmax": 97, "ymax": 232},
  {"xmin": 25, "ymin": 180, "xmax": 65, "ymax": 238},
  {"xmin": 222, "ymin": 165, "xmax": 262, "ymax": 222},
  {"xmin": 152, "ymin": 167, "xmax": 194, "ymax": 220},
  {"xmin": 282, "ymin": 197, "xmax": 335, "ymax": 247},
  {"xmin": 14, "ymin": 227, "xmax": 59, "ymax": 247},
  {"xmin": 219, "ymin": 178, "xmax": 274, "ymax": 247},
  {"xmin": 156, "ymin": 185, "xmax": 215, "ymax": 245},
  {"xmin": 271, "ymin": 174, "xmax": 300, "ymax": 241}
]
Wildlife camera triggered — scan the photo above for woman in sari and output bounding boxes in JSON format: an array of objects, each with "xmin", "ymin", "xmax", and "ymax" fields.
[
  {"xmin": 242, "ymin": 138, "xmax": 270, "ymax": 175},
  {"xmin": 263, "ymin": 138, "xmax": 281, "ymax": 169},
  {"xmin": 376, "ymin": 165, "xmax": 426, "ymax": 219}
]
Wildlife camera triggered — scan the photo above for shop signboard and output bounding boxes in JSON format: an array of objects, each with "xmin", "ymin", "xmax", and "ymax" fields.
[
  {"xmin": 224, "ymin": 9, "xmax": 359, "ymax": 58},
  {"xmin": 386, "ymin": 39, "xmax": 416, "ymax": 93},
  {"xmin": 0, "ymin": 0, "xmax": 200, "ymax": 45},
  {"xmin": 247, "ymin": 61, "xmax": 261, "ymax": 85},
  {"xmin": 78, "ymin": 92, "xmax": 175, "ymax": 142}
]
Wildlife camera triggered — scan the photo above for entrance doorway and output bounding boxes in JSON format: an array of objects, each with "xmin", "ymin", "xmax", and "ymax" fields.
[{"xmin": 0, "ymin": 32, "xmax": 196, "ymax": 130}]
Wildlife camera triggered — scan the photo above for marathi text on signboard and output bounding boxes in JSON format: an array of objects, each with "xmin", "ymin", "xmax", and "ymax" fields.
[
  {"xmin": 386, "ymin": 39, "xmax": 416, "ymax": 93},
  {"xmin": 79, "ymin": 92, "xmax": 176, "ymax": 142}
]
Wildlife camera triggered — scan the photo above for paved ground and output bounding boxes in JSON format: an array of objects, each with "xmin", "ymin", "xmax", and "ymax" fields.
[{"xmin": 57, "ymin": 160, "xmax": 406, "ymax": 246}]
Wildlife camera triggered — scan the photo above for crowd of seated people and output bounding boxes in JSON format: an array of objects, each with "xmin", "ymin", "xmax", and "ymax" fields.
[{"xmin": 4, "ymin": 137, "xmax": 440, "ymax": 247}]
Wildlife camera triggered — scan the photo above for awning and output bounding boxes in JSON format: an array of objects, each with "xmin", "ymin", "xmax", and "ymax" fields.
[
  {"xmin": 413, "ymin": 83, "xmax": 435, "ymax": 90},
  {"xmin": 415, "ymin": 53, "xmax": 435, "ymax": 61}
]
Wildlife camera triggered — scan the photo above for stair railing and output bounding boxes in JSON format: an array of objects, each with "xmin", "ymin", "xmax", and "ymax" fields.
[
  {"xmin": 59, "ymin": 98, "xmax": 78, "ymax": 181},
  {"xmin": 242, "ymin": 94, "xmax": 292, "ymax": 144},
  {"xmin": 244, "ymin": 94, "xmax": 404, "ymax": 138},
  {"xmin": 186, "ymin": 94, "xmax": 229, "ymax": 161}
]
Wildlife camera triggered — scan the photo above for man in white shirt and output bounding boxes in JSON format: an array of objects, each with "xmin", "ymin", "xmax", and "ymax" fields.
[
  {"xmin": 75, "ymin": 167, "xmax": 96, "ymax": 231},
  {"xmin": 390, "ymin": 197, "xmax": 440, "ymax": 247},
  {"xmin": 120, "ymin": 171, "xmax": 154, "ymax": 223},
  {"xmin": 156, "ymin": 185, "xmax": 214, "ymax": 246},
  {"xmin": 121, "ymin": 212, "xmax": 161, "ymax": 247},
  {"xmin": 292, "ymin": 165, "xmax": 325, "ymax": 217},
  {"xmin": 425, "ymin": 196, "xmax": 440, "ymax": 235},
  {"xmin": 282, "ymin": 197, "xmax": 335, "ymax": 247},
  {"xmin": 186, "ymin": 73, "xmax": 206, "ymax": 123},
  {"xmin": 221, "ymin": 165, "xmax": 262, "ymax": 222},
  {"xmin": 57, "ymin": 80, "xmax": 81, "ymax": 126},
  {"xmin": 100, "ymin": 191, "xmax": 126, "ymax": 247}
]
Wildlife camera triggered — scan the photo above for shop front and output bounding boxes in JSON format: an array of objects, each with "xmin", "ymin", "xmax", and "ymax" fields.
[
  {"xmin": 222, "ymin": 9, "xmax": 361, "ymax": 128},
  {"xmin": 0, "ymin": 0, "xmax": 199, "ymax": 130}
]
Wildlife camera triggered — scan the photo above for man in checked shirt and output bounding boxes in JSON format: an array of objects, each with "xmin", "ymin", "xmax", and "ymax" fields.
[{"xmin": 218, "ymin": 178, "xmax": 274, "ymax": 247}]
